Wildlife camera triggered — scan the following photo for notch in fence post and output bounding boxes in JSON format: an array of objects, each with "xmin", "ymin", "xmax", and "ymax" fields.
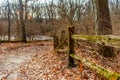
[{"xmin": 68, "ymin": 25, "xmax": 75, "ymax": 67}]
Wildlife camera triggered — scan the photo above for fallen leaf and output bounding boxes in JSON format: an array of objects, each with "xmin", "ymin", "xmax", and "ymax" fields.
[{"xmin": 79, "ymin": 63, "xmax": 83, "ymax": 73}]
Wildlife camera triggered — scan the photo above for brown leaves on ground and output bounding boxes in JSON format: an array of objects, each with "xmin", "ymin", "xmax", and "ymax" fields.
[{"xmin": 0, "ymin": 41, "xmax": 109, "ymax": 80}]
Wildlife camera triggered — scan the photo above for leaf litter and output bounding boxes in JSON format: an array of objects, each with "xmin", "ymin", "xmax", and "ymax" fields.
[{"xmin": 0, "ymin": 42, "xmax": 113, "ymax": 80}]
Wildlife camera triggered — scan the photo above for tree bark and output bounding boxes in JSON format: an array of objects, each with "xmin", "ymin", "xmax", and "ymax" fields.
[
  {"xmin": 19, "ymin": 0, "xmax": 27, "ymax": 42},
  {"xmin": 93, "ymin": 0, "xmax": 114, "ymax": 57},
  {"xmin": 7, "ymin": 0, "xmax": 11, "ymax": 41}
]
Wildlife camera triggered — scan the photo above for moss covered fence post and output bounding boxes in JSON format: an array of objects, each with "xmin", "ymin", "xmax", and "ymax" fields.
[{"xmin": 68, "ymin": 26, "xmax": 75, "ymax": 67}]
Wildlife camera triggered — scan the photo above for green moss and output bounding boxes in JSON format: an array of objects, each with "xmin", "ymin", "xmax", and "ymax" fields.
[
  {"xmin": 72, "ymin": 35, "xmax": 120, "ymax": 48},
  {"xmin": 70, "ymin": 54, "xmax": 120, "ymax": 80}
]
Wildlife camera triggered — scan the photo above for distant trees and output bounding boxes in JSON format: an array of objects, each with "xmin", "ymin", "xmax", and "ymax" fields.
[
  {"xmin": 0, "ymin": 0, "xmax": 119, "ymax": 42},
  {"xmin": 110, "ymin": 0, "xmax": 120, "ymax": 13},
  {"xmin": 57, "ymin": 0, "xmax": 80, "ymax": 25},
  {"xmin": 115, "ymin": 0, "xmax": 120, "ymax": 14}
]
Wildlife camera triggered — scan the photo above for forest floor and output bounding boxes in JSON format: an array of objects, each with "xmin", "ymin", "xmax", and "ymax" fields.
[{"xmin": 0, "ymin": 41, "xmax": 120, "ymax": 80}]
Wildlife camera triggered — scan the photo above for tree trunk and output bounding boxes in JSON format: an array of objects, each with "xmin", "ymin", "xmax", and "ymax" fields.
[
  {"xmin": 19, "ymin": 0, "xmax": 27, "ymax": 42},
  {"xmin": 7, "ymin": 0, "xmax": 11, "ymax": 41},
  {"xmin": 115, "ymin": 0, "xmax": 119, "ymax": 14},
  {"xmin": 116, "ymin": 0, "xmax": 119, "ymax": 11},
  {"xmin": 93, "ymin": 0, "xmax": 114, "ymax": 57}
]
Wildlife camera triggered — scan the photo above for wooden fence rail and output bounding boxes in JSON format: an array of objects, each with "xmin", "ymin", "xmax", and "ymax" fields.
[
  {"xmin": 55, "ymin": 26, "xmax": 120, "ymax": 80},
  {"xmin": 67, "ymin": 26, "xmax": 120, "ymax": 80},
  {"xmin": 72, "ymin": 35, "xmax": 120, "ymax": 48},
  {"xmin": 70, "ymin": 53, "xmax": 120, "ymax": 80}
]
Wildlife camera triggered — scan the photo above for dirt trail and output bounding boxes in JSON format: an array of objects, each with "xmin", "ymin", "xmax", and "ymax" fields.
[
  {"xmin": 0, "ymin": 44, "xmax": 36, "ymax": 80},
  {"xmin": 0, "ymin": 53, "xmax": 32, "ymax": 79}
]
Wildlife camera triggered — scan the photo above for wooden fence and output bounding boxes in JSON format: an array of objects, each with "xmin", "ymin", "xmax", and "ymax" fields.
[{"xmin": 55, "ymin": 26, "xmax": 120, "ymax": 80}]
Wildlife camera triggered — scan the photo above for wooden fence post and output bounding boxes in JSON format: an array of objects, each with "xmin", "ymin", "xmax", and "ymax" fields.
[
  {"xmin": 68, "ymin": 26, "xmax": 75, "ymax": 67},
  {"xmin": 53, "ymin": 34, "xmax": 58, "ymax": 51}
]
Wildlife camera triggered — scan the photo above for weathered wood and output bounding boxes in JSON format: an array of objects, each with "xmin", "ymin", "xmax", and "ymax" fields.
[
  {"xmin": 56, "ymin": 35, "xmax": 68, "ymax": 49},
  {"xmin": 72, "ymin": 35, "xmax": 120, "ymax": 48},
  {"xmin": 70, "ymin": 54, "xmax": 120, "ymax": 80},
  {"xmin": 56, "ymin": 49, "xmax": 68, "ymax": 53},
  {"xmin": 68, "ymin": 26, "xmax": 75, "ymax": 67},
  {"xmin": 53, "ymin": 35, "xmax": 58, "ymax": 50},
  {"xmin": 59, "ymin": 30, "xmax": 66, "ymax": 49}
]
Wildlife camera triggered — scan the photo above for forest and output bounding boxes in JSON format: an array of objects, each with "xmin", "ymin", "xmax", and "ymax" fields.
[{"xmin": 0, "ymin": 0, "xmax": 120, "ymax": 80}]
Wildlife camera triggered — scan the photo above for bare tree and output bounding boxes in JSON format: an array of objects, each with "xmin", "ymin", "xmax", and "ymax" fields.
[
  {"xmin": 7, "ymin": 0, "xmax": 11, "ymax": 41},
  {"xmin": 116, "ymin": 0, "xmax": 119, "ymax": 11},
  {"xmin": 19, "ymin": 0, "xmax": 27, "ymax": 42},
  {"xmin": 57, "ymin": 0, "xmax": 80, "ymax": 25}
]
